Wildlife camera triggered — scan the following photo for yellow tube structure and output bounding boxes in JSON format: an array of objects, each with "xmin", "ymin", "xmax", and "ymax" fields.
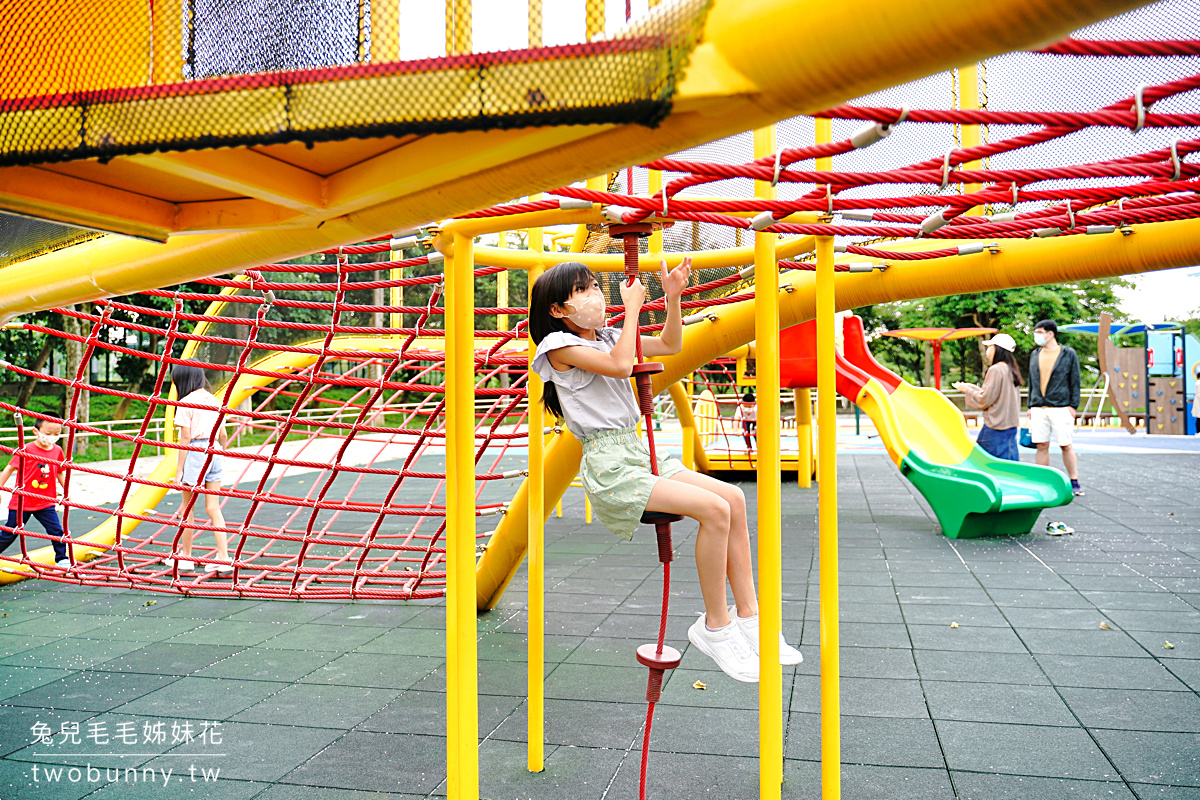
[
  {"xmin": 445, "ymin": 231, "xmax": 479, "ymax": 800},
  {"xmin": 753, "ymin": 124, "xmax": 783, "ymax": 798},
  {"xmin": 795, "ymin": 388, "xmax": 812, "ymax": 487},
  {"xmin": 959, "ymin": 63, "xmax": 984, "ymax": 212},
  {"xmin": 814, "ymin": 116, "xmax": 841, "ymax": 800},
  {"xmin": 527, "ymin": 246, "xmax": 546, "ymax": 770}
]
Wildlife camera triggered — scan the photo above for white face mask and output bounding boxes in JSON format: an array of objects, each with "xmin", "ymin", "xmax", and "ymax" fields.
[
  {"xmin": 1033, "ymin": 333, "xmax": 1048, "ymax": 347},
  {"xmin": 563, "ymin": 292, "xmax": 605, "ymax": 330},
  {"xmin": 35, "ymin": 432, "xmax": 59, "ymax": 448}
]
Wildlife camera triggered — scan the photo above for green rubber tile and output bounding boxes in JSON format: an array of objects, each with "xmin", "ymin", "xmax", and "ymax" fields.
[
  {"xmin": 73, "ymin": 595, "xmax": 185, "ymax": 615},
  {"xmin": 89, "ymin": 774, "xmax": 265, "ymax": 798},
  {"xmin": 299, "ymin": 653, "xmax": 441, "ymax": 691},
  {"xmin": 488, "ymin": 697, "xmax": 643, "ymax": 749},
  {"xmin": 1091, "ymin": 729, "xmax": 1200, "ymax": 785},
  {"xmin": 951, "ymin": 771, "xmax": 1137, "ymax": 799},
  {"xmin": 0, "ymin": 666, "xmax": 75, "ymax": 702},
  {"xmin": 75, "ymin": 614, "xmax": 204, "ymax": 643},
  {"xmin": 111, "ymin": 676, "xmax": 282, "ymax": 721},
  {"xmin": 0, "ymin": 634, "xmax": 59, "ymax": 660},
  {"xmin": 469, "ymin": 737, "xmax": 625, "ymax": 800},
  {"xmin": 792, "ymin": 676, "xmax": 929, "ymax": 719},
  {"xmin": 0, "ymin": 637, "xmax": 146, "ymax": 671},
  {"xmin": 922, "ymin": 680, "xmax": 1076, "ymax": 726},
  {"xmin": 1131, "ymin": 784, "xmax": 1200, "ymax": 799},
  {"xmin": 92, "ymin": 643, "xmax": 246, "ymax": 676},
  {"xmin": 0, "ymin": 757, "xmax": 98, "ymax": 799},
  {"xmin": 783, "ymin": 760, "xmax": 956, "ymax": 800},
  {"xmin": 543, "ymin": 662, "xmax": 668, "ymax": 706},
  {"xmin": 913, "ymin": 650, "xmax": 1048, "ymax": 685},
  {"xmin": 935, "ymin": 720, "xmax": 1120, "ymax": 780},
  {"xmin": 1060, "ymin": 687, "xmax": 1200, "ymax": 733},
  {"xmin": 167, "ymin": 620, "xmax": 293, "ymax": 647},
  {"xmin": 785, "ymin": 712, "xmax": 946, "ymax": 769},
  {"xmin": 0, "ymin": 593, "xmax": 90, "ymax": 614},
  {"xmin": 224, "ymin": 602, "xmax": 339, "ymax": 625},
  {"xmin": 141, "ymin": 598, "xmax": 264, "ymax": 619},
  {"xmin": 256, "ymin": 786, "xmax": 422, "ymax": 800},
  {"xmin": 6, "ymin": 671, "xmax": 179, "ymax": 712},
  {"xmin": 352, "ymin": 627, "xmax": 446, "ymax": 657},
  {"xmin": 279, "ymin": 731, "xmax": 443, "ymax": 794},
  {"xmin": 475, "ymin": 631, "xmax": 584, "ymax": 663},
  {"xmin": 632, "ymin": 703, "xmax": 763, "ymax": 757},
  {"xmin": 232, "ymin": 684, "xmax": 400, "ymax": 729},
  {"xmin": 193, "ymin": 647, "xmax": 340, "ymax": 682},
  {"xmin": 258, "ymin": 624, "xmax": 384, "ymax": 652},
  {"xmin": 307, "ymin": 605, "xmax": 425, "ymax": 628},
  {"xmin": 359, "ymin": 689, "xmax": 519, "ymax": 737},
  {"xmin": 0, "ymin": 612, "xmax": 112, "ymax": 638},
  {"xmin": 1035, "ymin": 654, "xmax": 1189, "ymax": 691},
  {"xmin": 143, "ymin": 720, "xmax": 343, "ymax": 783}
]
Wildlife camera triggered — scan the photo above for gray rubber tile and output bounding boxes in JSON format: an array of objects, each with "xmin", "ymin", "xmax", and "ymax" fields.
[
  {"xmin": 1036, "ymin": 654, "xmax": 1189, "ymax": 691},
  {"xmin": 1017, "ymin": 627, "xmax": 1149, "ymax": 657},
  {"xmin": 608, "ymin": 750, "xmax": 759, "ymax": 800},
  {"xmin": 112, "ymin": 676, "xmax": 282, "ymax": 721},
  {"xmin": 167, "ymin": 620, "xmax": 293, "ymax": 647},
  {"xmin": 5, "ymin": 671, "xmax": 178, "ymax": 712},
  {"xmin": 0, "ymin": 756, "xmax": 98, "ymax": 799},
  {"xmin": 935, "ymin": 720, "xmax": 1120, "ymax": 780},
  {"xmin": 1091, "ymin": 729, "xmax": 1200, "ymax": 785},
  {"xmin": 782, "ymin": 760, "xmax": 956, "ymax": 800},
  {"xmin": 92, "ymin": 643, "xmax": 246, "ymax": 676},
  {"xmin": 0, "ymin": 666, "xmax": 75, "ymax": 702},
  {"xmin": 914, "ymin": 649, "xmax": 1048, "ymax": 685},
  {"xmin": 192, "ymin": 647, "xmax": 339, "ymax": 683},
  {"xmin": 785, "ymin": 712, "xmax": 946, "ymax": 768},
  {"xmin": 256, "ymin": 786, "xmax": 422, "ymax": 799},
  {"xmin": 233, "ymin": 684, "xmax": 399, "ymax": 729},
  {"xmin": 907, "ymin": 623, "xmax": 1028, "ymax": 654},
  {"xmin": 470, "ymin": 738, "xmax": 626, "ymax": 800},
  {"xmin": 792, "ymin": 675, "xmax": 929, "ymax": 719},
  {"xmin": 145, "ymin": 720, "xmax": 343, "ymax": 783},
  {"xmin": 952, "ymin": 771, "xmax": 1137, "ymax": 799},
  {"xmin": 0, "ymin": 706, "xmax": 97, "ymax": 758},
  {"xmin": 298, "ymin": 653, "xmax": 440, "ymax": 691},
  {"xmin": 359, "ymin": 689, "xmax": 518, "ymax": 738},
  {"xmin": 1060, "ymin": 687, "xmax": 1200, "ymax": 733},
  {"xmin": 279, "ymin": 731, "xmax": 443, "ymax": 793},
  {"xmin": 258, "ymin": 625, "xmax": 384, "ymax": 651},
  {"xmin": 922, "ymin": 680, "xmax": 1076, "ymax": 726},
  {"xmin": 0, "ymin": 638, "xmax": 147, "ymax": 671},
  {"xmin": 1131, "ymin": 784, "xmax": 1200, "ymax": 799}
]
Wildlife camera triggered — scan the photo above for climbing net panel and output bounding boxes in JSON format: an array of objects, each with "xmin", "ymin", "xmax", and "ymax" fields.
[{"xmin": 0, "ymin": 0, "xmax": 710, "ymax": 170}]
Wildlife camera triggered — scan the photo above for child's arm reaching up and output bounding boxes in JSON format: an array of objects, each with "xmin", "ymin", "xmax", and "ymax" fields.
[
  {"xmin": 643, "ymin": 257, "xmax": 691, "ymax": 358},
  {"xmin": 548, "ymin": 279, "xmax": 646, "ymax": 378}
]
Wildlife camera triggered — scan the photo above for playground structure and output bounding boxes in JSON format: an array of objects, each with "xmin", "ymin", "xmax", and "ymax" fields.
[{"xmin": 3, "ymin": 1, "xmax": 1200, "ymax": 799}]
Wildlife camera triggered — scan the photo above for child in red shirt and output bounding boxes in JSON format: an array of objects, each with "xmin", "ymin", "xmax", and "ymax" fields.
[{"xmin": 0, "ymin": 417, "xmax": 70, "ymax": 567}]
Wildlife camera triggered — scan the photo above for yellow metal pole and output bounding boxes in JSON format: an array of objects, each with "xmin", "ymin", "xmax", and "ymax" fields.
[
  {"xmin": 814, "ymin": 117, "xmax": 841, "ymax": 800},
  {"xmin": 151, "ymin": 0, "xmax": 185, "ymax": 84},
  {"xmin": 527, "ymin": 222, "xmax": 546, "ymax": 772},
  {"xmin": 446, "ymin": 0, "xmax": 472, "ymax": 56},
  {"xmin": 586, "ymin": 0, "xmax": 605, "ymax": 40},
  {"xmin": 389, "ymin": 244, "xmax": 401, "ymax": 334},
  {"xmin": 959, "ymin": 63, "xmax": 983, "ymax": 214},
  {"xmin": 497, "ymin": 232, "xmax": 509, "ymax": 333},
  {"xmin": 369, "ymin": 0, "xmax": 400, "ymax": 62},
  {"xmin": 753, "ymin": 124, "xmax": 783, "ymax": 798},
  {"xmin": 446, "ymin": 232, "xmax": 479, "ymax": 800},
  {"xmin": 649, "ymin": 168, "xmax": 664, "ymax": 254},
  {"xmin": 795, "ymin": 388, "xmax": 812, "ymax": 487}
]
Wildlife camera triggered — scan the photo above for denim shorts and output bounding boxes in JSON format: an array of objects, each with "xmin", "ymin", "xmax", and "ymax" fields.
[
  {"xmin": 976, "ymin": 425, "xmax": 1019, "ymax": 462},
  {"xmin": 182, "ymin": 439, "xmax": 224, "ymax": 486},
  {"xmin": 578, "ymin": 426, "xmax": 686, "ymax": 540}
]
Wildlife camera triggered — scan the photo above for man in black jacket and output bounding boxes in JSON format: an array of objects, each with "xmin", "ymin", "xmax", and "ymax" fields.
[{"xmin": 1028, "ymin": 320, "xmax": 1083, "ymax": 496}]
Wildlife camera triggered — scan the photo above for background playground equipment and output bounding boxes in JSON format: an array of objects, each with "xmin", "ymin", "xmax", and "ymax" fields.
[
  {"xmin": 879, "ymin": 326, "xmax": 998, "ymax": 391},
  {"xmin": 781, "ymin": 315, "xmax": 1072, "ymax": 538},
  {"xmin": 3, "ymin": 1, "xmax": 1200, "ymax": 799},
  {"xmin": 1064, "ymin": 314, "xmax": 1200, "ymax": 435}
]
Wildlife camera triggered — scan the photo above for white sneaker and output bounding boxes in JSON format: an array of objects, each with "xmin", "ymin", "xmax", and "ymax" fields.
[
  {"xmin": 55, "ymin": 559, "xmax": 72, "ymax": 569},
  {"xmin": 687, "ymin": 613, "xmax": 759, "ymax": 683},
  {"xmin": 204, "ymin": 562, "xmax": 234, "ymax": 573},
  {"xmin": 729, "ymin": 605, "xmax": 803, "ymax": 665},
  {"xmin": 163, "ymin": 557, "xmax": 194, "ymax": 571}
]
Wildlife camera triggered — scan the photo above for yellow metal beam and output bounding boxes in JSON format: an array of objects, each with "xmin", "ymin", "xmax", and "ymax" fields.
[
  {"xmin": 527, "ymin": 218, "xmax": 546, "ymax": 773},
  {"xmin": 0, "ymin": 167, "xmax": 176, "ymax": 242},
  {"xmin": 959, "ymin": 63, "xmax": 984, "ymax": 212},
  {"xmin": 128, "ymin": 151, "xmax": 327, "ymax": 212},
  {"xmin": 754, "ymin": 124, "xmax": 783, "ymax": 799}
]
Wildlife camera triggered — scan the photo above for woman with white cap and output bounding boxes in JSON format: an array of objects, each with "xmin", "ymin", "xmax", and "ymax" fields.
[{"xmin": 953, "ymin": 333, "xmax": 1023, "ymax": 461}]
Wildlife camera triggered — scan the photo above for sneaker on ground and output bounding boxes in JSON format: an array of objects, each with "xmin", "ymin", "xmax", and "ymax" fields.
[
  {"xmin": 728, "ymin": 605, "xmax": 803, "ymax": 665},
  {"xmin": 55, "ymin": 559, "xmax": 71, "ymax": 569},
  {"xmin": 1045, "ymin": 521, "xmax": 1074, "ymax": 536},
  {"xmin": 204, "ymin": 562, "xmax": 234, "ymax": 573},
  {"xmin": 1073, "ymin": 487, "xmax": 1086, "ymax": 496},
  {"xmin": 687, "ymin": 613, "xmax": 759, "ymax": 683},
  {"xmin": 163, "ymin": 557, "xmax": 194, "ymax": 570}
]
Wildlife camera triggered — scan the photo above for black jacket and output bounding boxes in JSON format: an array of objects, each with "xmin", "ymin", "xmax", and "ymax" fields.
[{"xmin": 1028, "ymin": 345, "xmax": 1081, "ymax": 408}]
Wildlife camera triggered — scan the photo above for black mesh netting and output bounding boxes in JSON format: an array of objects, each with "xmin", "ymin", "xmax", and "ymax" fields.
[
  {"xmin": 0, "ymin": 213, "xmax": 102, "ymax": 269},
  {"xmin": 0, "ymin": 0, "xmax": 711, "ymax": 169}
]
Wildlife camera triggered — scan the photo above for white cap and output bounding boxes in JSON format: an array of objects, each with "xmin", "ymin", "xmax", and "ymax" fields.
[{"xmin": 981, "ymin": 333, "xmax": 1016, "ymax": 352}]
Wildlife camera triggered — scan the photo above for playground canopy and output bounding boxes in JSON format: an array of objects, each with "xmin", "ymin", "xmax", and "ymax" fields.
[
  {"xmin": 881, "ymin": 327, "xmax": 998, "ymax": 390},
  {"xmin": 1061, "ymin": 321, "xmax": 1183, "ymax": 336}
]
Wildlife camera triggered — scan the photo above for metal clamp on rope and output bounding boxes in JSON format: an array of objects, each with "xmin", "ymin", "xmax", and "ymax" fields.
[
  {"xmin": 750, "ymin": 211, "xmax": 776, "ymax": 231},
  {"xmin": 500, "ymin": 469, "xmax": 527, "ymax": 479},
  {"xmin": 425, "ymin": 251, "xmax": 446, "ymax": 265},
  {"xmin": 478, "ymin": 504, "xmax": 508, "ymax": 518},
  {"xmin": 1170, "ymin": 139, "xmax": 1183, "ymax": 181},
  {"xmin": 938, "ymin": 152, "xmax": 954, "ymax": 191},
  {"xmin": 1132, "ymin": 83, "xmax": 1150, "ymax": 133},
  {"xmin": 682, "ymin": 312, "xmax": 710, "ymax": 326},
  {"xmin": 847, "ymin": 262, "xmax": 875, "ymax": 273},
  {"xmin": 833, "ymin": 243, "xmax": 848, "ymax": 253},
  {"xmin": 389, "ymin": 235, "xmax": 419, "ymax": 250},
  {"xmin": 738, "ymin": 263, "xmax": 756, "ymax": 280},
  {"xmin": 989, "ymin": 211, "xmax": 1017, "ymax": 224},
  {"xmin": 602, "ymin": 206, "xmax": 638, "ymax": 224},
  {"xmin": 1033, "ymin": 227, "xmax": 1063, "ymax": 238},
  {"xmin": 771, "ymin": 139, "xmax": 784, "ymax": 187},
  {"xmin": 558, "ymin": 198, "xmax": 593, "ymax": 210},
  {"xmin": 919, "ymin": 210, "xmax": 949, "ymax": 236},
  {"xmin": 1086, "ymin": 225, "xmax": 1117, "ymax": 235},
  {"xmin": 956, "ymin": 243, "xmax": 987, "ymax": 256}
]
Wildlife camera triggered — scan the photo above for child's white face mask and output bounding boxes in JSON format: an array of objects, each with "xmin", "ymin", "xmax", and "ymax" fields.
[
  {"xmin": 563, "ymin": 291, "xmax": 605, "ymax": 330},
  {"xmin": 35, "ymin": 432, "xmax": 59, "ymax": 448}
]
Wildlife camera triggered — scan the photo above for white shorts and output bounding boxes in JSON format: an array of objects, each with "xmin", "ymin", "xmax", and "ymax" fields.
[{"xmin": 1030, "ymin": 406, "xmax": 1074, "ymax": 446}]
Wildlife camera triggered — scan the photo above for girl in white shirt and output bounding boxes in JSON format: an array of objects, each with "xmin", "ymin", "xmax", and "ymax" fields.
[{"xmin": 530, "ymin": 261, "xmax": 801, "ymax": 683}]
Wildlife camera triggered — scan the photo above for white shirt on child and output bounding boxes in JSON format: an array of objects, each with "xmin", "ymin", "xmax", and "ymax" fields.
[
  {"xmin": 174, "ymin": 389, "xmax": 226, "ymax": 442},
  {"xmin": 532, "ymin": 327, "xmax": 641, "ymax": 438}
]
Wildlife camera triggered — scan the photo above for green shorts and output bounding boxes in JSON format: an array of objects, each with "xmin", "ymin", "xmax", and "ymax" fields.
[{"xmin": 578, "ymin": 425, "xmax": 687, "ymax": 540}]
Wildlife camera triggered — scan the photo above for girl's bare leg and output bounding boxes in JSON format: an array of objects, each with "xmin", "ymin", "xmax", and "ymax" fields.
[
  {"xmin": 178, "ymin": 489, "xmax": 196, "ymax": 557},
  {"xmin": 665, "ymin": 470, "xmax": 758, "ymax": 618},
  {"xmin": 203, "ymin": 480, "xmax": 229, "ymax": 560},
  {"xmin": 645, "ymin": 476, "xmax": 732, "ymax": 629}
]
